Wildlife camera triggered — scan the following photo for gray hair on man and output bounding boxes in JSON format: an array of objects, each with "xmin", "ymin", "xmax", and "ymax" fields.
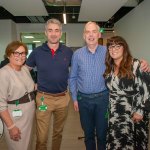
[
  {"xmin": 84, "ymin": 21, "xmax": 100, "ymax": 33},
  {"xmin": 45, "ymin": 18, "xmax": 62, "ymax": 31}
]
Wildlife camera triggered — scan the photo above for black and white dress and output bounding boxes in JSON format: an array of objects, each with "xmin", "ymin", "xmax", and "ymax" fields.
[{"xmin": 105, "ymin": 59, "xmax": 150, "ymax": 150}]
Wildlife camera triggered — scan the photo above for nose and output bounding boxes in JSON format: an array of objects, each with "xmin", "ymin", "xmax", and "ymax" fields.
[
  {"xmin": 111, "ymin": 47, "xmax": 116, "ymax": 50},
  {"xmin": 51, "ymin": 31, "xmax": 57, "ymax": 35},
  {"xmin": 89, "ymin": 32, "xmax": 93, "ymax": 36}
]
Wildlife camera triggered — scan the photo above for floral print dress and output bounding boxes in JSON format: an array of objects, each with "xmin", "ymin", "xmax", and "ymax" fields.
[{"xmin": 105, "ymin": 59, "xmax": 150, "ymax": 150}]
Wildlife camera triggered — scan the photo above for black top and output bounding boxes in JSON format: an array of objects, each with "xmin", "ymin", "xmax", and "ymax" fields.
[{"xmin": 0, "ymin": 58, "xmax": 9, "ymax": 68}]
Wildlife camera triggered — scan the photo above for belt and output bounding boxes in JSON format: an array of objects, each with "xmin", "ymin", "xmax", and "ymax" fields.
[
  {"xmin": 78, "ymin": 90, "xmax": 108, "ymax": 98},
  {"xmin": 38, "ymin": 90, "xmax": 67, "ymax": 97},
  {"xmin": 7, "ymin": 91, "xmax": 35, "ymax": 105}
]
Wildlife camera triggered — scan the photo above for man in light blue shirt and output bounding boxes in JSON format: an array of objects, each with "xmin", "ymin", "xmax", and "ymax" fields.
[{"xmin": 69, "ymin": 22, "xmax": 109, "ymax": 150}]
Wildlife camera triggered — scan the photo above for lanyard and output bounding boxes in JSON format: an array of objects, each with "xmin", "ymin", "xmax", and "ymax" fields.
[
  {"xmin": 39, "ymin": 94, "xmax": 47, "ymax": 111},
  {"xmin": 15, "ymin": 100, "xmax": 19, "ymax": 107},
  {"xmin": 40, "ymin": 96, "xmax": 45, "ymax": 105}
]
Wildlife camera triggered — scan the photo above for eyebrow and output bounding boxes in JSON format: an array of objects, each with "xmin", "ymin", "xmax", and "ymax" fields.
[{"xmin": 14, "ymin": 51, "xmax": 26, "ymax": 53}]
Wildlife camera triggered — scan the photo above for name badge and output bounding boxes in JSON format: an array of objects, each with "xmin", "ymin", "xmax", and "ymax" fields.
[
  {"xmin": 39, "ymin": 105, "xmax": 47, "ymax": 111},
  {"xmin": 12, "ymin": 109, "xmax": 23, "ymax": 117}
]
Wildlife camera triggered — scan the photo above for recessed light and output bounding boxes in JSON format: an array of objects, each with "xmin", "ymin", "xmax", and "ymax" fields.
[
  {"xmin": 24, "ymin": 36, "xmax": 34, "ymax": 38},
  {"xmin": 33, "ymin": 41, "xmax": 41, "ymax": 43}
]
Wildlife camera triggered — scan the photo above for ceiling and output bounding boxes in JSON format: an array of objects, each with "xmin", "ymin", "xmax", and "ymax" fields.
[{"xmin": 0, "ymin": 0, "xmax": 144, "ymax": 28}]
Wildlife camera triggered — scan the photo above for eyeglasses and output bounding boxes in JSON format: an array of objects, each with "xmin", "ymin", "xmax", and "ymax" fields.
[
  {"xmin": 12, "ymin": 51, "xmax": 27, "ymax": 57},
  {"xmin": 108, "ymin": 45, "xmax": 122, "ymax": 50}
]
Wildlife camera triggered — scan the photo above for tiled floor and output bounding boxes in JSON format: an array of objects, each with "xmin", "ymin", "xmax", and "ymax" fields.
[{"xmin": 0, "ymin": 101, "xmax": 85, "ymax": 150}]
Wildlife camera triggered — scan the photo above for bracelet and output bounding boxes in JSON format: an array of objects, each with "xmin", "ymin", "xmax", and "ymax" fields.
[{"xmin": 7, "ymin": 123, "xmax": 15, "ymax": 130}]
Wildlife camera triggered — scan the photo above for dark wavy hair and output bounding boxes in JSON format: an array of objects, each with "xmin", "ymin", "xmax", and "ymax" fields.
[{"xmin": 104, "ymin": 36, "xmax": 134, "ymax": 79}]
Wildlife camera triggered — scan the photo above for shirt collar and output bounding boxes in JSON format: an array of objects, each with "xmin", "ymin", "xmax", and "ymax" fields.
[
  {"xmin": 44, "ymin": 42, "xmax": 63, "ymax": 53},
  {"xmin": 86, "ymin": 45, "xmax": 99, "ymax": 54}
]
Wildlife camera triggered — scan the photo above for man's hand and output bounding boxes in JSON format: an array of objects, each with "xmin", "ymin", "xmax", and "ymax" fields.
[
  {"xmin": 140, "ymin": 59, "xmax": 150, "ymax": 72},
  {"xmin": 73, "ymin": 101, "xmax": 79, "ymax": 111}
]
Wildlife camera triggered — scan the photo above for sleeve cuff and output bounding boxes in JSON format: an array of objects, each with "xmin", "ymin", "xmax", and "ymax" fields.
[{"xmin": 0, "ymin": 106, "xmax": 8, "ymax": 113}]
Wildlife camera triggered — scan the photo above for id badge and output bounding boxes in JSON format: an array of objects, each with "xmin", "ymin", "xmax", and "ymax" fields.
[
  {"xmin": 38, "ymin": 105, "xmax": 47, "ymax": 111},
  {"xmin": 12, "ymin": 109, "xmax": 23, "ymax": 117}
]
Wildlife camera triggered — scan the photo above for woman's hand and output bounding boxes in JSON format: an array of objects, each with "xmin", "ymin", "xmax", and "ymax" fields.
[
  {"xmin": 0, "ymin": 109, "xmax": 21, "ymax": 141},
  {"xmin": 9, "ymin": 126, "xmax": 21, "ymax": 141},
  {"xmin": 132, "ymin": 112, "xmax": 143, "ymax": 123}
]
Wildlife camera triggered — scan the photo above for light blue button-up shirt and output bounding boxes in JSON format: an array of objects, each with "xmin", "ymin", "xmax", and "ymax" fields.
[{"xmin": 69, "ymin": 45, "xmax": 107, "ymax": 101}]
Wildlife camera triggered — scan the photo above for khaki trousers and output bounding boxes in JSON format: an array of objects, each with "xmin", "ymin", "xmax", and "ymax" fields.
[{"xmin": 35, "ymin": 91, "xmax": 70, "ymax": 150}]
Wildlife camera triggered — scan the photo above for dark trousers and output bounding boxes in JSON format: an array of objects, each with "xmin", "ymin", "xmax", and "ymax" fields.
[{"xmin": 77, "ymin": 90, "xmax": 109, "ymax": 150}]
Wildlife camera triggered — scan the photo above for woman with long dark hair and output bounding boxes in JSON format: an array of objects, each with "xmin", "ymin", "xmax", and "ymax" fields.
[{"xmin": 104, "ymin": 36, "xmax": 150, "ymax": 150}]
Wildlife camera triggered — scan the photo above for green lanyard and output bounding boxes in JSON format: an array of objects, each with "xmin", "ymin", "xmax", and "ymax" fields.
[
  {"xmin": 41, "ymin": 96, "xmax": 44, "ymax": 105},
  {"xmin": 38, "ymin": 95, "xmax": 47, "ymax": 111},
  {"xmin": 15, "ymin": 100, "xmax": 19, "ymax": 107}
]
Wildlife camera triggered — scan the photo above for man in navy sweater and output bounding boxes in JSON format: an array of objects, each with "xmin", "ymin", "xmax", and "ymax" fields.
[{"xmin": 26, "ymin": 18, "xmax": 73, "ymax": 150}]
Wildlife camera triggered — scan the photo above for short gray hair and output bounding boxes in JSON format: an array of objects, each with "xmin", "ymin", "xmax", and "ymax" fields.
[
  {"xmin": 84, "ymin": 21, "xmax": 100, "ymax": 33},
  {"xmin": 45, "ymin": 18, "xmax": 62, "ymax": 31}
]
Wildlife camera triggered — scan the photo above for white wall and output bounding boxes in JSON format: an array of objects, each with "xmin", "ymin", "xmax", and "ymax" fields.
[
  {"xmin": 0, "ymin": 20, "xmax": 17, "ymax": 60},
  {"xmin": 11, "ymin": 21, "xmax": 17, "ymax": 41},
  {"xmin": 17, "ymin": 23, "xmax": 45, "ymax": 38},
  {"xmin": 114, "ymin": 0, "xmax": 150, "ymax": 62},
  {"xmin": 63, "ymin": 23, "xmax": 85, "ymax": 47}
]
